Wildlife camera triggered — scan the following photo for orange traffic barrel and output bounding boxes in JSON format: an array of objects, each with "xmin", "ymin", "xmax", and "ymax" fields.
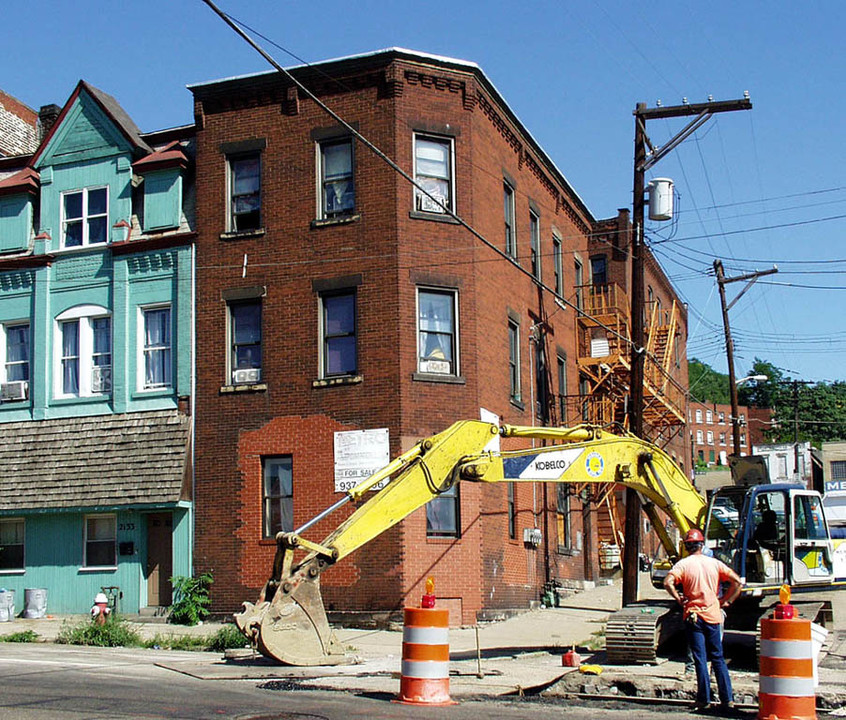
[
  {"xmin": 759, "ymin": 615, "xmax": 816, "ymax": 720},
  {"xmin": 396, "ymin": 606, "xmax": 456, "ymax": 706}
]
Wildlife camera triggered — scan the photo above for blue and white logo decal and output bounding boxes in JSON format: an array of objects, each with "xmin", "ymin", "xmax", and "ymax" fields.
[
  {"xmin": 585, "ymin": 452, "xmax": 604, "ymax": 478},
  {"xmin": 503, "ymin": 449, "xmax": 584, "ymax": 480}
]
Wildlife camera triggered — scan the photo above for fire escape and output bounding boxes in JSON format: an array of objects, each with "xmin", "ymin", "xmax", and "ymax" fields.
[{"xmin": 556, "ymin": 281, "xmax": 687, "ymax": 554}]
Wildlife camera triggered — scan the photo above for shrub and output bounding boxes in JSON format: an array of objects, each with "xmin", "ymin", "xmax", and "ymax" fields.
[
  {"xmin": 56, "ymin": 616, "xmax": 141, "ymax": 647},
  {"xmin": 142, "ymin": 633, "xmax": 208, "ymax": 651},
  {"xmin": 0, "ymin": 629, "xmax": 38, "ymax": 643},
  {"xmin": 168, "ymin": 571, "xmax": 213, "ymax": 626},
  {"xmin": 207, "ymin": 624, "xmax": 250, "ymax": 652}
]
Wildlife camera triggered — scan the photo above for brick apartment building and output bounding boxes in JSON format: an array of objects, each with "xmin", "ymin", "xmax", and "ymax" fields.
[
  {"xmin": 689, "ymin": 399, "xmax": 753, "ymax": 466},
  {"xmin": 188, "ymin": 48, "xmax": 691, "ymax": 620}
]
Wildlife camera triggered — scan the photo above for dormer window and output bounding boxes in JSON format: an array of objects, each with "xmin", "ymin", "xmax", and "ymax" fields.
[{"xmin": 62, "ymin": 187, "xmax": 108, "ymax": 248}]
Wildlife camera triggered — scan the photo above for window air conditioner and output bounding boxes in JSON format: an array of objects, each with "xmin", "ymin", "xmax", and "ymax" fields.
[
  {"xmin": 233, "ymin": 368, "xmax": 261, "ymax": 384},
  {"xmin": 91, "ymin": 366, "xmax": 112, "ymax": 393},
  {"xmin": 0, "ymin": 381, "xmax": 28, "ymax": 402},
  {"xmin": 523, "ymin": 527, "xmax": 543, "ymax": 546}
]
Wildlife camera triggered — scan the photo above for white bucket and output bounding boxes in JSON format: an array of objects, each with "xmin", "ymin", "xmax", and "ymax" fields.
[
  {"xmin": 811, "ymin": 621, "xmax": 829, "ymax": 686},
  {"xmin": 0, "ymin": 589, "xmax": 14, "ymax": 621},
  {"xmin": 23, "ymin": 588, "xmax": 47, "ymax": 619}
]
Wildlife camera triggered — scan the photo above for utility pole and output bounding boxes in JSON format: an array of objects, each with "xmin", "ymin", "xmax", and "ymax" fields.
[
  {"xmin": 624, "ymin": 97, "xmax": 751, "ymax": 607},
  {"xmin": 714, "ymin": 259, "xmax": 778, "ymax": 453}
]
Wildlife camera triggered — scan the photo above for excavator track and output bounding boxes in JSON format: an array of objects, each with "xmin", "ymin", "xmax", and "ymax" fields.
[{"xmin": 605, "ymin": 602, "xmax": 682, "ymax": 664}]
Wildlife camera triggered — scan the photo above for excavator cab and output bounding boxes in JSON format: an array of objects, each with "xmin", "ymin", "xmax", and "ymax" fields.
[{"xmin": 704, "ymin": 484, "xmax": 835, "ymax": 590}]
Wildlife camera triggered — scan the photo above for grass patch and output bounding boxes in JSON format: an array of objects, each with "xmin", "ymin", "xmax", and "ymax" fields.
[
  {"xmin": 56, "ymin": 616, "xmax": 142, "ymax": 648},
  {"xmin": 0, "ymin": 629, "xmax": 38, "ymax": 643},
  {"xmin": 583, "ymin": 628, "xmax": 606, "ymax": 651},
  {"xmin": 143, "ymin": 625, "xmax": 249, "ymax": 652}
]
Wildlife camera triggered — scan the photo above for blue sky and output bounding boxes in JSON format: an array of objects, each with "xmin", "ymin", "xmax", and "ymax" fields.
[{"xmin": 4, "ymin": 1, "xmax": 844, "ymax": 383}]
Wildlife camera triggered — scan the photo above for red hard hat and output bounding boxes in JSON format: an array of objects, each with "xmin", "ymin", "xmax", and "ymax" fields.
[{"xmin": 684, "ymin": 528, "xmax": 705, "ymax": 543}]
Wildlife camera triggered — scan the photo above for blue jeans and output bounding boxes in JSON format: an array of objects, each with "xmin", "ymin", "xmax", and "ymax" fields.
[{"xmin": 685, "ymin": 616, "xmax": 733, "ymax": 706}]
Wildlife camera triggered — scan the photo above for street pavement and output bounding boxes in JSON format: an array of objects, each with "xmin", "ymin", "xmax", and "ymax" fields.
[{"xmin": 2, "ymin": 575, "xmax": 845, "ymax": 710}]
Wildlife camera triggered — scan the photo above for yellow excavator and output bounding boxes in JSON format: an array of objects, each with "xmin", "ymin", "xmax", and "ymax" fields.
[{"xmin": 234, "ymin": 420, "xmax": 839, "ymax": 665}]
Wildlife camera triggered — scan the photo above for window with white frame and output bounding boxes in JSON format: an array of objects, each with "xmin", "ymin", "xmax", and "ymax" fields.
[
  {"xmin": 2, "ymin": 322, "xmax": 29, "ymax": 385},
  {"xmin": 740, "ymin": 433, "xmax": 747, "ymax": 447},
  {"xmin": 553, "ymin": 235, "xmax": 563, "ymax": 295},
  {"xmin": 61, "ymin": 187, "xmax": 108, "ymax": 248},
  {"xmin": 54, "ymin": 306, "xmax": 111, "ymax": 398},
  {"xmin": 696, "ymin": 430, "xmax": 704, "ymax": 444},
  {"xmin": 695, "ymin": 409, "xmax": 703, "ymax": 423},
  {"xmin": 141, "ymin": 306, "xmax": 172, "ymax": 389},
  {"xmin": 318, "ymin": 139, "xmax": 354, "ymax": 219},
  {"xmin": 413, "ymin": 134, "xmax": 453, "ymax": 214},
  {"xmin": 263, "ymin": 456, "xmax": 293, "ymax": 538},
  {"xmin": 0, "ymin": 518, "xmax": 24, "ymax": 571},
  {"xmin": 508, "ymin": 319, "xmax": 521, "ymax": 403},
  {"xmin": 718, "ymin": 412, "xmax": 726, "ymax": 424},
  {"xmin": 228, "ymin": 153, "xmax": 261, "ymax": 231},
  {"xmin": 84, "ymin": 514, "xmax": 116, "ymax": 568},
  {"xmin": 504, "ymin": 181, "xmax": 516, "ymax": 257},
  {"xmin": 228, "ymin": 300, "xmax": 262, "ymax": 385},
  {"xmin": 320, "ymin": 290, "xmax": 356, "ymax": 377},
  {"xmin": 529, "ymin": 210, "xmax": 540, "ymax": 280},
  {"xmin": 707, "ymin": 431, "xmax": 714, "ymax": 444},
  {"xmin": 719, "ymin": 433, "xmax": 726, "ymax": 446},
  {"xmin": 706, "ymin": 410, "xmax": 713, "ymax": 424},
  {"xmin": 417, "ymin": 288, "xmax": 457, "ymax": 376}
]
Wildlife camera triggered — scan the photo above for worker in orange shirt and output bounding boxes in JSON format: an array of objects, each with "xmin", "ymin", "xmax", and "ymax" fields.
[{"xmin": 664, "ymin": 528, "xmax": 743, "ymax": 713}]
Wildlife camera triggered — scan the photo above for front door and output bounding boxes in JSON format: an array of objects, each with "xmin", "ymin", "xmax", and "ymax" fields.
[{"xmin": 146, "ymin": 513, "xmax": 173, "ymax": 607}]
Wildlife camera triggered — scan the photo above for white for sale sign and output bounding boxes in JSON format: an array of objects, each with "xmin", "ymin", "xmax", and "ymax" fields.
[{"xmin": 334, "ymin": 428, "xmax": 390, "ymax": 493}]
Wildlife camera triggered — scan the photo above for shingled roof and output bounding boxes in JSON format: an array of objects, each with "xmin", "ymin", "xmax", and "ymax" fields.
[{"xmin": 0, "ymin": 410, "xmax": 191, "ymax": 512}]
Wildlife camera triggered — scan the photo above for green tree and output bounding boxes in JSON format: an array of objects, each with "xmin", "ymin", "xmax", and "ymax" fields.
[{"xmin": 688, "ymin": 358, "xmax": 730, "ymax": 404}]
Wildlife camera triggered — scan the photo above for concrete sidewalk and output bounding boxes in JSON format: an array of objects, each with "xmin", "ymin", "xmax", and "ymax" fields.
[{"xmin": 2, "ymin": 577, "xmax": 845, "ymax": 708}]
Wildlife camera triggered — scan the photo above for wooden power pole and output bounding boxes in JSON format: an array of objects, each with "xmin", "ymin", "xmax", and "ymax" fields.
[{"xmin": 624, "ymin": 97, "xmax": 751, "ymax": 607}]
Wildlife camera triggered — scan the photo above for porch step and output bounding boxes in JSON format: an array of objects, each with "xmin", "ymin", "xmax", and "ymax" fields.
[{"xmin": 134, "ymin": 606, "xmax": 170, "ymax": 622}]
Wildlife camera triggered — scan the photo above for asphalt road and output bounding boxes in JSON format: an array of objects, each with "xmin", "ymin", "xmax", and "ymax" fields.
[{"xmin": 0, "ymin": 643, "xmax": 714, "ymax": 720}]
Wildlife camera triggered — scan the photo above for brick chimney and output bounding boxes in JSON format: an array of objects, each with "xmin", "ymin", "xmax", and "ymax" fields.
[{"xmin": 38, "ymin": 104, "xmax": 61, "ymax": 142}]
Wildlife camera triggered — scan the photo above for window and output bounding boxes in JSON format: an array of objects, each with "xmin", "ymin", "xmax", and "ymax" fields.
[
  {"xmin": 321, "ymin": 291, "xmax": 356, "ymax": 377},
  {"xmin": 579, "ymin": 376, "xmax": 591, "ymax": 421},
  {"xmin": 718, "ymin": 412, "xmax": 725, "ymax": 424},
  {"xmin": 426, "ymin": 483, "xmax": 459, "ymax": 537},
  {"xmin": 508, "ymin": 320, "xmax": 521, "ymax": 403},
  {"xmin": 696, "ymin": 430, "xmax": 704, "ymax": 444},
  {"xmin": 706, "ymin": 410, "xmax": 713, "ymax": 424},
  {"xmin": 142, "ymin": 306, "xmax": 172, "ymax": 389},
  {"xmin": 739, "ymin": 413, "xmax": 746, "ymax": 425},
  {"xmin": 529, "ymin": 211, "xmax": 540, "ymax": 279},
  {"xmin": 229, "ymin": 154, "xmax": 261, "ymax": 231},
  {"xmin": 574, "ymin": 259, "xmax": 583, "ymax": 310},
  {"xmin": 414, "ymin": 135, "xmax": 453, "ymax": 214},
  {"xmin": 832, "ymin": 461, "xmax": 846, "ymax": 480},
  {"xmin": 695, "ymin": 409, "xmax": 703, "ymax": 423},
  {"xmin": 707, "ymin": 431, "xmax": 714, "ymax": 445},
  {"xmin": 417, "ymin": 288, "xmax": 457, "ymax": 375},
  {"xmin": 740, "ymin": 433, "xmax": 747, "ymax": 447},
  {"xmin": 55, "ymin": 307, "xmax": 111, "ymax": 397},
  {"xmin": 557, "ymin": 354, "xmax": 567, "ymax": 422},
  {"xmin": 229, "ymin": 300, "xmax": 262, "ymax": 384},
  {"xmin": 719, "ymin": 433, "xmax": 726, "ymax": 446},
  {"xmin": 0, "ymin": 518, "xmax": 24, "ymax": 571},
  {"xmin": 507, "ymin": 483, "xmax": 516, "ymax": 539},
  {"xmin": 590, "ymin": 255, "xmax": 607, "ymax": 286},
  {"xmin": 557, "ymin": 486, "xmax": 572, "ymax": 549},
  {"xmin": 84, "ymin": 514, "xmax": 116, "ymax": 567},
  {"xmin": 504, "ymin": 181, "xmax": 516, "ymax": 256},
  {"xmin": 61, "ymin": 187, "xmax": 108, "ymax": 248},
  {"xmin": 552, "ymin": 235, "xmax": 563, "ymax": 295},
  {"xmin": 318, "ymin": 139, "xmax": 354, "ymax": 219},
  {"xmin": 263, "ymin": 457, "xmax": 293, "ymax": 538},
  {"xmin": 3, "ymin": 322, "xmax": 29, "ymax": 383},
  {"xmin": 535, "ymin": 339, "xmax": 548, "ymax": 422}
]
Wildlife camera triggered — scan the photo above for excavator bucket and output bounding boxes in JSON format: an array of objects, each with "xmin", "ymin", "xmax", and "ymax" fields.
[{"xmin": 235, "ymin": 576, "xmax": 349, "ymax": 666}]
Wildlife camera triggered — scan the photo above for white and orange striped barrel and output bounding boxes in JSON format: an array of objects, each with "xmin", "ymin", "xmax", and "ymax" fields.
[
  {"xmin": 396, "ymin": 607, "xmax": 455, "ymax": 706},
  {"xmin": 759, "ymin": 616, "xmax": 816, "ymax": 720}
]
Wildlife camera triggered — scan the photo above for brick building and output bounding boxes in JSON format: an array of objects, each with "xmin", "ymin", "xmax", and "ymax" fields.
[
  {"xmin": 689, "ymin": 399, "xmax": 752, "ymax": 466},
  {"xmin": 188, "ymin": 48, "xmax": 690, "ymax": 620}
]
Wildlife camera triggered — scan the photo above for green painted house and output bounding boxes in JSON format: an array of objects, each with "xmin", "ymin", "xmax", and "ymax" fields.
[{"xmin": 0, "ymin": 83, "xmax": 194, "ymax": 616}]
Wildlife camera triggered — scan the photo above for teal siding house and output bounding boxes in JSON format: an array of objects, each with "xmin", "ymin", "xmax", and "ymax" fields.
[{"xmin": 0, "ymin": 83, "xmax": 194, "ymax": 615}]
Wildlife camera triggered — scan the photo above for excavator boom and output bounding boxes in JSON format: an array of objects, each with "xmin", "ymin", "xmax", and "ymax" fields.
[{"xmin": 235, "ymin": 420, "xmax": 707, "ymax": 665}]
